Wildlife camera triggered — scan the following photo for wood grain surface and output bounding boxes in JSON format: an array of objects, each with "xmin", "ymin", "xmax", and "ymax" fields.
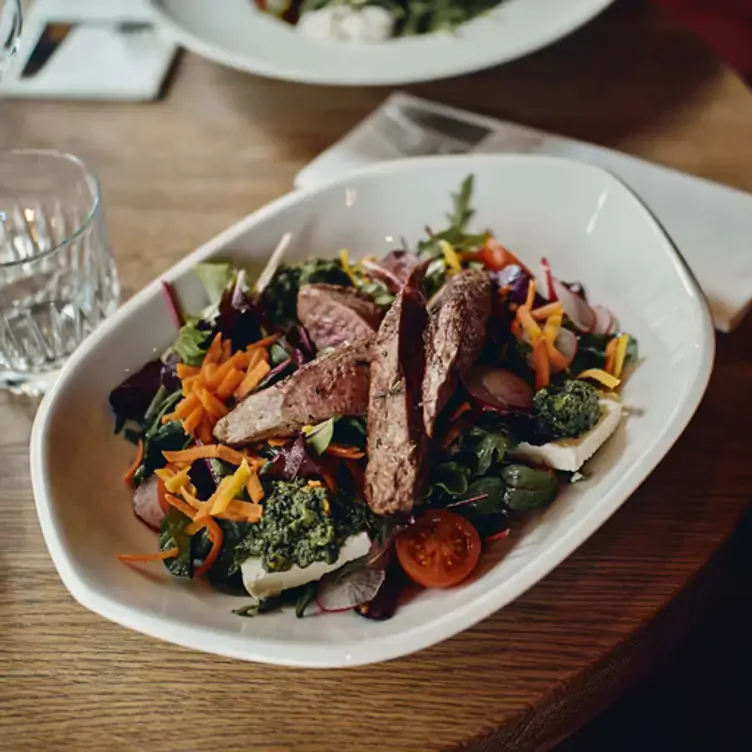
[{"xmin": 1, "ymin": 2, "xmax": 751, "ymax": 751}]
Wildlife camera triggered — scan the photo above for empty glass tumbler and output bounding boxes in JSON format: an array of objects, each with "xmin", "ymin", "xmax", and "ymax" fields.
[{"xmin": 0, "ymin": 150, "xmax": 120, "ymax": 394}]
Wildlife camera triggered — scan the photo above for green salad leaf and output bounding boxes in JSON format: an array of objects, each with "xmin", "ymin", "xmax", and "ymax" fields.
[
  {"xmin": 193, "ymin": 262, "xmax": 235, "ymax": 304},
  {"xmin": 502, "ymin": 465, "xmax": 558, "ymax": 512}
]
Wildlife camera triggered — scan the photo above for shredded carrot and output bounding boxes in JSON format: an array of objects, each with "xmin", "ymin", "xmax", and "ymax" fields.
[
  {"xmin": 123, "ymin": 440, "xmax": 144, "ymax": 488},
  {"xmin": 242, "ymin": 451, "xmax": 266, "ymax": 469},
  {"xmin": 247, "ymin": 334, "xmax": 279, "ymax": 351},
  {"xmin": 234, "ymin": 360, "xmax": 271, "ymax": 401},
  {"xmin": 183, "ymin": 406, "xmax": 204, "ymax": 434},
  {"xmin": 532, "ymin": 338, "xmax": 550, "ymax": 391},
  {"xmin": 176, "ymin": 363, "xmax": 200, "ymax": 379},
  {"xmin": 307, "ymin": 480, "xmax": 322, "ymax": 488},
  {"xmin": 202, "ymin": 363, "xmax": 218, "ymax": 383},
  {"xmin": 118, "ymin": 547, "xmax": 178, "ymax": 563},
  {"xmin": 184, "ymin": 519, "xmax": 207, "ymax": 536},
  {"xmin": 244, "ymin": 347, "xmax": 264, "ymax": 374},
  {"xmin": 198, "ymin": 417, "xmax": 214, "ymax": 445},
  {"xmin": 326, "ymin": 444, "xmax": 366, "ymax": 460},
  {"xmin": 224, "ymin": 499, "xmax": 263, "ymax": 521},
  {"xmin": 204, "ymin": 333, "xmax": 223, "ymax": 366},
  {"xmin": 164, "ymin": 466, "xmax": 191, "ymax": 494},
  {"xmin": 516, "ymin": 306, "xmax": 542, "ymax": 342},
  {"xmin": 221, "ymin": 339, "xmax": 232, "ymax": 362},
  {"xmin": 195, "ymin": 518, "xmax": 223, "ymax": 577},
  {"xmin": 163, "ymin": 444, "xmax": 246, "ymax": 466},
  {"xmin": 345, "ymin": 459, "xmax": 365, "ymax": 496},
  {"xmin": 604, "ymin": 337, "xmax": 617, "ymax": 374},
  {"xmin": 525, "ymin": 279, "xmax": 536, "ymax": 310},
  {"xmin": 179, "ymin": 485, "xmax": 205, "ymax": 512},
  {"xmin": 205, "ymin": 351, "xmax": 247, "ymax": 390},
  {"xmin": 442, "ymin": 419, "xmax": 468, "ymax": 450},
  {"xmin": 449, "ymin": 401, "xmax": 472, "ymax": 423},
  {"xmin": 530, "ymin": 301, "xmax": 564, "ymax": 321},
  {"xmin": 182, "ymin": 375, "xmax": 201, "ymax": 395},
  {"xmin": 197, "ymin": 388, "xmax": 229, "ymax": 420},
  {"xmin": 215, "ymin": 368, "xmax": 246, "ymax": 402},
  {"xmin": 266, "ymin": 437, "xmax": 289, "ymax": 448},
  {"xmin": 165, "ymin": 493, "xmax": 197, "ymax": 520},
  {"xmin": 246, "ymin": 472, "xmax": 264, "ymax": 504},
  {"xmin": 544, "ymin": 339, "xmax": 569, "ymax": 372},
  {"xmin": 161, "ymin": 394, "xmax": 200, "ymax": 424}
]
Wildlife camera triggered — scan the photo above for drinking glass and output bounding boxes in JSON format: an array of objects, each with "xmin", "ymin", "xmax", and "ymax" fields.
[{"xmin": 0, "ymin": 150, "xmax": 120, "ymax": 394}]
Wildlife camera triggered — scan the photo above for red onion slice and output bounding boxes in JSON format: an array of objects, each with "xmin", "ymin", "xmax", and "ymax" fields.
[
  {"xmin": 463, "ymin": 366, "xmax": 534, "ymax": 411},
  {"xmin": 317, "ymin": 567, "xmax": 386, "ymax": 613},
  {"xmin": 552, "ymin": 278, "xmax": 595, "ymax": 332},
  {"xmin": 132, "ymin": 476, "xmax": 164, "ymax": 532}
]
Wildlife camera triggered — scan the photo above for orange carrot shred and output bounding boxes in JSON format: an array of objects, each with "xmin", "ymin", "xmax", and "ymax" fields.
[
  {"xmin": 215, "ymin": 368, "xmax": 246, "ymax": 401},
  {"xmin": 123, "ymin": 440, "xmax": 144, "ymax": 488},
  {"xmin": 325, "ymin": 444, "xmax": 366, "ymax": 460},
  {"xmin": 118, "ymin": 547, "xmax": 178, "ymax": 563},
  {"xmin": 449, "ymin": 401, "xmax": 472, "ymax": 423},
  {"xmin": 165, "ymin": 493, "xmax": 197, "ymax": 520},
  {"xmin": 266, "ymin": 437, "xmax": 290, "ymax": 448},
  {"xmin": 163, "ymin": 444, "xmax": 246, "ymax": 466},
  {"xmin": 246, "ymin": 334, "xmax": 279, "ymax": 351},
  {"xmin": 246, "ymin": 472, "xmax": 264, "ymax": 504},
  {"xmin": 162, "ymin": 393, "xmax": 200, "ymax": 424},
  {"xmin": 182, "ymin": 375, "xmax": 201, "ymax": 395},
  {"xmin": 156, "ymin": 475, "xmax": 170, "ymax": 516},
  {"xmin": 532, "ymin": 338, "xmax": 550, "ymax": 390},
  {"xmin": 195, "ymin": 518, "xmax": 223, "ymax": 577},
  {"xmin": 197, "ymin": 388, "xmax": 229, "ymax": 420},
  {"xmin": 198, "ymin": 418, "xmax": 214, "ymax": 445},
  {"xmin": 245, "ymin": 348, "xmax": 264, "ymax": 374},
  {"xmin": 307, "ymin": 480, "xmax": 322, "ymax": 488},
  {"xmin": 206, "ymin": 351, "xmax": 247, "ymax": 390},
  {"xmin": 221, "ymin": 339, "xmax": 232, "ymax": 362},
  {"xmin": 605, "ymin": 337, "xmax": 618, "ymax": 375},
  {"xmin": 177, "ymin": 363, "xmax": 200, "ymax": 379},
  {"xmin": 183, "ymin": 406, "xmax": 204, "ymax": 434},
  {"xmin": 234, "ymin": 360, "xmax": 271, "ymax": 401},
  {"xmin": 544, "ymin": 339, "xmax": 569, "ymax": 372},
  {"xmin": 204, "ymin": 334, "xmax": 223, "ymax": 366}
]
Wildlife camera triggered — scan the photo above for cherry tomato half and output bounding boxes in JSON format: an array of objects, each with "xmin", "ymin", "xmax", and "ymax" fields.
[
  {"xmin": 396, "ymin": 510, "xmax": 481, "ymax": 589},
  {"xmin": 476, "ymin": 239, "xmax": 530, "ymax": 275}
]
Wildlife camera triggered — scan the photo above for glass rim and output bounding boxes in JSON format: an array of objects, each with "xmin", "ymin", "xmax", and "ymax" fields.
[{"xmin": 0, "ymin": 148, "xmax": 102, "ymax": 269}]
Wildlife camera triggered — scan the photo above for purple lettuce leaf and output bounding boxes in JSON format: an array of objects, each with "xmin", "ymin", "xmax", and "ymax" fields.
[
  {"xmin": 262, "ymin": 436, "xmax": 322, "ymax": 481},
  {"xmin": 109, "ymin": 359, "xmax": 163, "ymax": 431}
]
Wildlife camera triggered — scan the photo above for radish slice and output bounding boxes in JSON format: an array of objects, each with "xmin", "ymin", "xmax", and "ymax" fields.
[
  {"xmin": 132, "ymin": 476, "xmax": 164, "ymax": 532},
  {"xmin": 538, "ymin": 257, "xmax": 556, "ymax": 301},
  {"xmin": 555, "ymin": 327, "xmax": 578, "ymax": 367},
  {"xmin": 591, "ymin": 304, "xmax": 618, "ymax": 335},
  {"xmin": 552, "ymin": 278, "xmax": 595, "ymax": 332},
  {"xmin": 317, "ymin": 567, "xmax": 386, "ymax": 613},
  {"xmin": 463, "ymin": 366, "xmax": 534, "ymax": 411}
]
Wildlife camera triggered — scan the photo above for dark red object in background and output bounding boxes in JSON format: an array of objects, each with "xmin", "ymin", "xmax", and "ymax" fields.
[{"xmin": 653, "ymin": 0, "xmax": 752, "ymax": 81}]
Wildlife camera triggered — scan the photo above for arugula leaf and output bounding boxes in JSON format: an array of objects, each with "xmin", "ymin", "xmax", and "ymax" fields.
[
  {"xmin": 448, "ymin": 174, "xmax": 475, "ymax": 232},
  {"xmin": 170, "ymin": 320, "xmax": 211, "ymax": 366}
]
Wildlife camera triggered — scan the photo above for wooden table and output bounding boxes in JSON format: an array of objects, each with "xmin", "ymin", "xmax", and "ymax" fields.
[{"xmin": 2, "ymin": 2, "xmax": 751, "ymax": 750}]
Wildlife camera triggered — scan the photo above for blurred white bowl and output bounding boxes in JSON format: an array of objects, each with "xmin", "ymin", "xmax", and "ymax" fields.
[
  {"xmin": 31, "ymin": 154, "xmax": 713, "ymax": 667},
  {"xmin": 147, "ymin": 0, "xmax": 615, "ymax": 85}
]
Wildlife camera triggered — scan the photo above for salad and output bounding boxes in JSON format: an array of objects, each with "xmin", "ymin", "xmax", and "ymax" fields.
[
  {"xmin": 113, "ymin": 176, "xmax": 638, "ymax": 621},
  {"xmin": 254, "ymin": 0, "xmax": 505, "ymax": 43}
]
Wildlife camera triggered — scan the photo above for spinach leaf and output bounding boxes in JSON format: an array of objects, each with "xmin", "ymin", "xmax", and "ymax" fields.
[
  {"xmin": 233, "ymin": 596, "xmax": 286, "ymax": 618},
  {"xmin": 459, "ymin": 476, "xmax": 506, "ymax": 518},
  {"xmin": 464, "ymin": 424, "xmax": 512, "ymax": 475},
  {"xmin": 502, "ymin": 465, "xmax": 558, "ymax": 512},
  {"xmin": 427, "ymin": 461, "xmax": 471, "ymax": 499},
  {"xmin": 295, "ymin": 583, "xmax": 318, "ymax": 619}
]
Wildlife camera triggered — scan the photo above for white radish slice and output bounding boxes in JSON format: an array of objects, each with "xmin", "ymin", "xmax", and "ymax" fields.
[
  {"xmin": 553, "ymin": 328, "xmax": 578, "ymax": 370},
  {"xmin": 538, "ymin": 257, "xmax": 556, "ymax": 301},
  {"xmin": 463, "ymin": 366, "xmax": 534, "ymax": 411},
  {"xmin": 317, "ymin": 567, "xmax": 386, "ymax": 613},
  {"xmin": 132, "ymin": 476, "xmax": 164, "ymax": 532},
  {"xmin": 591, "ymin": 304, "xmax": 618, "ymax": 335},
  {"xmin": 552, "ymin": 278, "xmax": 595, "ymax": 332}
]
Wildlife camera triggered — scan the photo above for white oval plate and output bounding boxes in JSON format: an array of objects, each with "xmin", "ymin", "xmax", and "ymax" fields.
[
  {"xmin": 31, "ymin": 155, "xmax": 713, "ymax": 667},
  {"xmin": 148, "ymin": 0, "xmax": 615, "ymax": 86}
]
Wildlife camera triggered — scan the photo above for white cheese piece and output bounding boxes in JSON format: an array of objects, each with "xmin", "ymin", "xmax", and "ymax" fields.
[
  {"xmin": 297, "ymin": 6, "xmax": 394, "ymax": 43},
  {"xmin": 513, "ymin": 399, "xmax": 623, "ymax": 472},
  {"xmin": 240, "ymin": 532, "xmax": 371, "ymax": 600}
]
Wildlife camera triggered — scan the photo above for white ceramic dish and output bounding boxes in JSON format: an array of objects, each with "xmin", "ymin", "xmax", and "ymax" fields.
[
  {"xmin": 147, "ymin": 0, "xmax": 615, "ymax": 86},
  {"xmin": 31, "ymin": 155, "xmax": 714, "ymax": 668}
]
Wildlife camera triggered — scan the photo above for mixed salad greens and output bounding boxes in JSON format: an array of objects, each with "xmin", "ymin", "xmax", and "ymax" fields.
[
  {"xmin": 254, "ymin": 0, "xmax": 505, "ymax": 42},
  {"xmin": 113, "ymin": 175, "xmax": 638, "ymax": 621}
]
